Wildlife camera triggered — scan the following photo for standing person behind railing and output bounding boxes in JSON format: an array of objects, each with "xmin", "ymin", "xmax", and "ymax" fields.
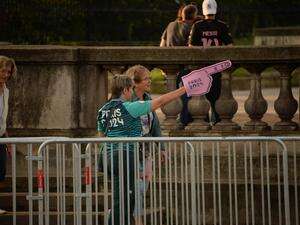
[
  {"xmin": 188, "ymin": 0, "xmax": 233, "ymax": 125},
  {"xmin": 97, "ymin": 75, "xmax": 186, "ymax": 225},
  {"xmin": 125, "ymin": 65, "xmax": 166, "ymax": 225},
  {"xmin": 0, "ymin": 56, "xmax": 17, "ymax": 215}
]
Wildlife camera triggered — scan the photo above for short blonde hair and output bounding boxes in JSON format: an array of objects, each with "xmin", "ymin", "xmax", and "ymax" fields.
[
  {"xmin": 0, "ymin": 56, "xmax": 17, "ymax": 80},
  {"xmin": 110, "ymin": 74, "xmax": 133, "ymax": 99},
  {"xmin": 125, "ymin": 65, "xmax": 150, "ymax": 84}
]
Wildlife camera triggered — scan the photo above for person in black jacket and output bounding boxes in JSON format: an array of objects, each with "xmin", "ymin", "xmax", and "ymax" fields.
[{"xmin": 189, "ymin": 0, "xmax": 233, "ymax": 125}]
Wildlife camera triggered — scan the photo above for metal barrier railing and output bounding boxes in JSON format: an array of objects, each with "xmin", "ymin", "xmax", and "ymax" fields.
[
  {"xmin": 277, "ymin": 137, "xmax": 300, "ymax": 225},
  {"xmin": 0, "ymin": 136, "xmax": 298, "ymax": 225},
  {"xmin": 0, "ymin": 137, "xmax": 68, "ymax": 225},
  {"xmin": 33, "ymin": 137, "xmax": 291, "ymax": 225}
]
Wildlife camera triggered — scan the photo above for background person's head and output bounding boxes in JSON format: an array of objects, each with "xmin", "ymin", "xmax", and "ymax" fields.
[
  {"xmin": 110, "ymin": 74, "xmax": 133, "ymax": 100},
  {"xmin": 125, "ymin": 65, "xmax": 151, "ymax": 93},
  {"xmin": 202, "ymin": 0, "xmax": 217, "ymax": 19},
  {"xmin": 182, "ymin": 4, "xmax": 198, "ymax": 21},
  {"xmin": 0, "ymin": 56, "xmax": 17, "ymax": 84},
  {"xmin": 177, "ymin": 4, "xmax": 186, "ymax": 21}
]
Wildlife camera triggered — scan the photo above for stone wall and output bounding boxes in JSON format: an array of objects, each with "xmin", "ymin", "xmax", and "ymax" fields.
[
  {"xmin": 0, "ymin": 45, "xmax": 300, "ymax": 137},
  {"xmin": 254, "ymin": 27, "xmax": 300, "ymax": 46}
]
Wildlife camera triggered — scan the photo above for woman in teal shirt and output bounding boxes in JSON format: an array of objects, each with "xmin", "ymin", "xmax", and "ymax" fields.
[{"xmin": 97, "ymin": 74, "xmax": 185, "ymax": 225}]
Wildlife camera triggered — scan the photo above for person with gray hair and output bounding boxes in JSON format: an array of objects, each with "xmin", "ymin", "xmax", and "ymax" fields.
[
  {"xmin": 0, "ymin": 56, "xmax": 17, "ymax": 214},
  {"xmin": 125, "ymin": 65, "xmax": 166, "ymax": 225},
  {"xmin": 160, "ymin": 4, "xmax": 199, "ymax": 47}
]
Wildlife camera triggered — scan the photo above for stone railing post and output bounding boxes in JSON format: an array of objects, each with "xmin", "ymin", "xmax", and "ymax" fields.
[
  {"xmin": 185, "ymin": 95, "xmax": 211, "ymax": 131},
  {"xmin": 213, "ymin": 68, "xmax": 240, "ymax": 131},
  {"xmin": 160, "ymin": 66, "xmax": 183, "ymax": 132},
  {"xmin": 273, "ymin": 65, "xmax": 298, "ymax": 130},
  {"xmin": 79, "ymin": 65, "xmax": 108, "ymax": 132},
  {"xmin": 183, "ymin": 64, "xmax": 210, "ymax": 131},
  {"xmin": 243, "ymin": 65, "xmax": 270, "ymax": 131}
]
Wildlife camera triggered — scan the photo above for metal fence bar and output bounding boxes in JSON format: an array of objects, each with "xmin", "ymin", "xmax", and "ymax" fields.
[
  {"xmin": 277, "ymin": 145, "xmax": 282, "ymax": 225},
  {"xmin": 103, "ymin": 143, "xmax": 108, "ymax": 225},
  {"xmin": 196, "ymin": 142, "xmax": 201, "ymax": 225},
  {"xmin": 85, "ymin": 144, "xmax": 93, "ymax": 225},
  {"xmin": 293, "ymin": 141, "xmax": 299, "ymax": 225},
  {"xmin": 181, "ymin": 143, "xmax": 185, "ymax": 225},
  {"xmin": 266, "ymin": 142, "xmax": 272, "ymax": 225},
  {"xmin": 143, "ymin": 142, "xmax": 148, "ymax": 225},
  {"xmin": 212, "ymin": 142, "xmax": 216, "ymax": 225},
  {"xmin": 56, "ymin": 144, "xmax": 60, "ymax": 225},
  {"xmin": 228, "ymin": 142, "xmax": 233, "ymax": 225},
  {"xmin": 62, "ymin": 144, "xmax": 66, "ymax": 225},
  {"xmin": 201, "ymin": 141, "xmax": 206, "ymax": 225},
  {"xmin": 233, "ymin": 142, "xmax": 238, "ymax": 225},
  {"xmin": 244, "ymin": 142, "xmax": 249, "ymax": 225},
  {"xmin": 249, "ymin": 142, "xmax": 255, "ymax": 225},
  {"xmin": 188, "ymin": 142, "xmax": 196, "ymax": 225},
  {"xmin": 93, "ymin": 144, "xmax": 99, "ymax": 225},
  {"xmin": 169, "ymin": 142, "xmax": 174, "ymax": 225},
  {"xmin": 27, "ymin": 144, "xmax": 34, "ymax": 225},
  {"xmin": 0, "ymin": 136, "xmax": 296, "ymax": 225},
  {"xmin": 45, "ymin": 145, "xmax": 50, "ymax": 225},
  {"xmin": 174, "ymin": 142, "xmax": 178, "ymax": 225},
  {"xmin": 12, "ymin": 144, "xmax": 16, "ymax": 225},
  {"xmin": 185, "ymin": 142, "xmax": 190, "ymax": 225},
  {"xmin": 72, "ymin": 144, "xmax": 76, "ymax": 225},
  {"xmin": 166, "ymin": 143, "xmax": 170, "ymax": 225},
  {"xmin": 260, "ymin": 142, "xmax": 266, "ymax": 225},
  {"xmin": 217, "ymin": 142, "xmax": 222, "ymax": 225}
]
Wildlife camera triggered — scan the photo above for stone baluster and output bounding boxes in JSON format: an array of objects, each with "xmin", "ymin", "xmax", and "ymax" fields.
[
  {"xmin": 180, "ymin": 64, "xmax": 211, "ymax": 131},
  {"xmin": 184, "ymin": 95, "xmax": 211, "ymax": 131},
  {"xmin": 160, "ymin": 66, "xmax": 183, "ymax": 132},
  {"xmin": 106, "ymin": 65, "xmax": 126, "ymax": 75},
  {"xmin": 273, "ymin": 65, "xmax": 298, "ymax": 130},
  {"xmin": 243, "ymin": 65, "xmax": 270, "ymax": 130},
  {"xmin": 213, "ymin": 68, "xmax": 240, "ymax": 131}
]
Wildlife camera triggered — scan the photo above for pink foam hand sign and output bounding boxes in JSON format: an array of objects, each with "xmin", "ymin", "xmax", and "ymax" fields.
[{"xmin": 182, "ymin": 60, "xmax": 232, "ymax": 97}]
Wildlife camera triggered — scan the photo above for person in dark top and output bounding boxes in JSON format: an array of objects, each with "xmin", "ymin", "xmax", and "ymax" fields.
[
  {"xmin": 189, "ymin": 0, "xmax": 233, "ymax": 125},
  {"xmin": 160, "ymin": 4, "xmax": 198, "ymax": 47}
]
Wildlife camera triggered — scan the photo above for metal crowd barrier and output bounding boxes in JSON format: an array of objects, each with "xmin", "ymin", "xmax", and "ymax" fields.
[
  {"xmin": 0, "ymin": 136, "xmax": 298, "ymax": 225},
  {"xmin": 279, "ymin": 137, "xmax": 300, "ymax": 225},
  {"xmin": 0, "ymin": 137, "xmax": 68, "ymax": 225}
]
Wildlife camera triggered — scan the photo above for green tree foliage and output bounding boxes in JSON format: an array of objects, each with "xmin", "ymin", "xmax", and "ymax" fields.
[{"xmin": 0, "ymin": 0, "xmax": 300, "ymax": 44}]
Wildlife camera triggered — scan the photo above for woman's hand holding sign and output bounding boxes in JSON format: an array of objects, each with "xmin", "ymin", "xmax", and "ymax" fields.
[{"xmin": 182, "ymin": 60, "xmax": 232, "ymax": 97}]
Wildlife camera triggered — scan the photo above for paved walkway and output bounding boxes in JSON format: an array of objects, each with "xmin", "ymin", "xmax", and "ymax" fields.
[{"xmin": 153, "ymin": 88, "xmax": 299, "ymax": 126}]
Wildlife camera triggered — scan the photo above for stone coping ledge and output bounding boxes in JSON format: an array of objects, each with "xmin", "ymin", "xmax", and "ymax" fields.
[
  {"xmin": 0, "ymin": 45, "xmax": 300, "ymax": 64},
  {"xmin": 254, "ymin": 27, "xmax": 300, "ymax": 36},
  {"xmin": 8, "ymin": 128, "xmax": 300, "ymax": 138}
]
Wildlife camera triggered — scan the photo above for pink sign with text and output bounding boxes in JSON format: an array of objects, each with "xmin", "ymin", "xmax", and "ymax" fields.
[{"xmin": 182, "ymin": 60, "xmax": 232, "ymax": 97}]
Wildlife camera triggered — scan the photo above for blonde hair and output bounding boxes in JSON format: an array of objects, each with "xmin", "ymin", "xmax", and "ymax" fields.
[
  {"xmin": 0, "ymin": 56, "xmax": 17, "ymax": 80},
  {"xmin": 125, "ymin": 65, "xmax": 150, "ymax": 84},
  {"xmin": 110, "ymin": 74, "xmax": 133, "ymax": 99}
]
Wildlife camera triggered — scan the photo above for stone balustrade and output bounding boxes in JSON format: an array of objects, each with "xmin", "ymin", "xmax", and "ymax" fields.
[{"xmin": 0, "ymin": 45, "xmax": 299, "ymax": 136}]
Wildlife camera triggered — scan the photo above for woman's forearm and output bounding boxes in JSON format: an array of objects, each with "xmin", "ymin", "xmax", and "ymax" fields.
[{"xmin": 151, "ymin": 87, "xmax": 186, "ymax": 111}]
